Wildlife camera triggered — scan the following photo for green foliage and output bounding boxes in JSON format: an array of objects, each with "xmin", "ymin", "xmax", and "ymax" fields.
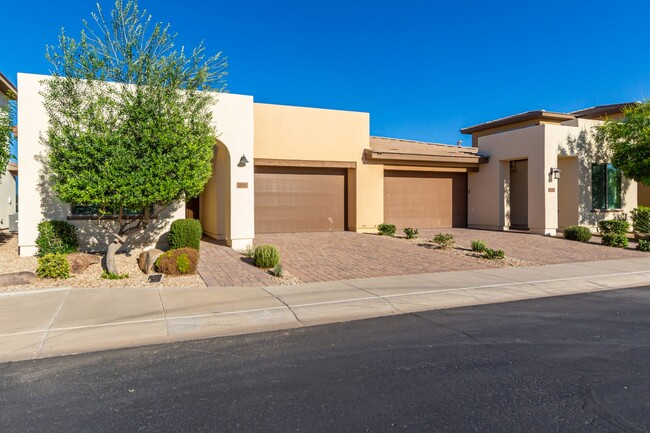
[
  {"xmin": 36, "ymin": 220, "xmax": 79, "ymax": 256},
  {"xmin": 101, "ymin": 271, "xmax": 129, "ymax": 279},
  {"xmin": 254, "ymin": 244, "xmax": 280, "ymax": 268},
  {"xmin": 270, "ymin": 264, "xmax": 284, "ymax": 278},
  {"xmin": 245, "ymin": 244, "xmax": 255, "ymax": 258},
  {"xmin": 598, "ymin": 219, "xmax": 630, "ymax": 235},
  {"xmin": 484, "ymin": 248, "xmax": 505, "ymax": 260},
  {"xmin": 601, "ymin": 233, "xmax": 628, "ymax": 248},
  {"xmin": 377, "ymin": 223, "xmax": 396, "ymax": 236},
  {"xmin": 41, "ymin": 0, "xmax": 227, "ymax": 239},
  {"xmin": 636, "ymin": 239, "xmax": 650, "ymax": 252},
  {"xmin": 630, "ymin": 206, "xmax": 650, "ymax": 233},
  {"xmin": 155, "ymin": 247, "xmax": 199, "ymax": 275},
  {"xmin": 403, "ymin": 227, "xmax": 418, "ymax": 239},
  {"xmin": 37, "ymin": 253, "xmax": 70, "ymax": 279},
  {"xmin": 433, "ymin": 233, "xmax": 455, "ymax": 249},
  {"xmin": 563, "ymin": 226, "xmax": 593, "ymax": 242},
  {"xmin": 471, "ymin": 239, "xmax": 487, "ymax": 252},
  {"xmin": 169, "ymin": 219, "xmax": 202, "ymax": 250},
  {"xmin": 0, "ymin": 90, "xmax": 16, "ymax": 175},
  {"xmin": 596, "ymin": 102, "xmax": 650, "ymax": 185}
]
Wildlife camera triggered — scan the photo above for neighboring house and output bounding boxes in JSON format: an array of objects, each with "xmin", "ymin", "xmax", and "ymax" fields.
[
  {"xmin": 461, "ymin": 103, "xmax": 645, "ymax": 235},
  {"xmin": 0, "ymin": 73, "xmax": 17, "ymax": 231},
  {"xmin": 17, "ymin": 73, "xmax": 484, "ymax": 255}
]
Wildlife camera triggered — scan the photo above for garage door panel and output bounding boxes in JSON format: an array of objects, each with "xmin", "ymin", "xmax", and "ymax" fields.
[
  {"xmin": 384, "ymin": 171, "xmax": 467, "ymax": 228},
  {"xmin": 255, "ymin": 167, "xmax": 346, "ymax": 233}
]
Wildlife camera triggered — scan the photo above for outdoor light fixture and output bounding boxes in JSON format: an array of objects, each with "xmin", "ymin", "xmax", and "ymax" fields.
[
  {"xmin": 238, "ymin": 154, "xmax": 249, "ymax": 167},
  {"xmin": 549, "ymin": 167, "xmax": 561, "ymax": 180}
]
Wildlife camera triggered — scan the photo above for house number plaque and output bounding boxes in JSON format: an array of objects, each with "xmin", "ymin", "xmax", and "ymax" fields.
[{"xmin": 237, "ymin": 182, "xmax": 249, "ymax": 189}]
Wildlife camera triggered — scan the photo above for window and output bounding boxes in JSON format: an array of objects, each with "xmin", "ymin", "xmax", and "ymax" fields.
[
  {"xmin": 71, "ymin": 204, "xmax": 153, "ymax": 217},
  {"xmin": 591, "ymin": 163, "xmax": 621, "ymax": 210}
]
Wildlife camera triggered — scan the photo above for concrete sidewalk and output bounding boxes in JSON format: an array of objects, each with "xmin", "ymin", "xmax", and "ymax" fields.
[{"xmin": 2, "ymin": 257, "xmax": 650, "ymax": 363}]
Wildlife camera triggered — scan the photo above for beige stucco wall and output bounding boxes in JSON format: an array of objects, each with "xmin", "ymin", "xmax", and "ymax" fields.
[
  {"xmin": 253, "ymin": 103, "xmax": 383, "ymax": 231},
  {"xmin": 469, "ymin": 118, "xmax": 639, "ymax": 235}
]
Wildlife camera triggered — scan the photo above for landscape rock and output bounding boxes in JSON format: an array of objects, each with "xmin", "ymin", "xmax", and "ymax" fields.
[
  {"xmin": 138, "ymin": 248, "xmax": 164, "ymax": 274},
  {"xmin": 67, "ymin": 253, "xmax": 101, "ymax": 274},
  {"xmin": 0, "ymin": 272, "xmax": 37, "ymax": 287}
]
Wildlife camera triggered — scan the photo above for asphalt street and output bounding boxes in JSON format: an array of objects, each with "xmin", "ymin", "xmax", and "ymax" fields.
[{"xmin": 1, "ymin": 287, "xmax": 649, "ymax": 433}]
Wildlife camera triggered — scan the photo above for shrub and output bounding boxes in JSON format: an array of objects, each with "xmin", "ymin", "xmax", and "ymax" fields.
[
  {"xmin": 637, "ymin": 239, "xmax": 650, "ymax": 252},
  {"xmin": 155, "ymin": 247, "xmax": 199, "ymax": 275},
  {"xmin": 601, "ymin": 233, "xmax": 628, "ymax": 248},
  {"xmin": 563, "ymin": 226, "xmax": 592, "ymax": 242},
  {"xmin": 254, "ymin": 244, "xmax": 280, "ymax": 268},
  {"xmin": 433, "ymin": 233, "xmax": 455, "ymax": 249},
  {"xmin": 377, "ymin": 223, "xmax": 396, "ymax": 236},
  {"xmin": 598, "ymin": 219, "xmax": 629, "ymax": 235},
  {"xmin": 270, "ymin": 264, "xmax": 284, "ymax": 277},
  {"xmin": 630, "ymin": 206, "xmax": 650, "ymax": 233},
  {"xmin": 101, "ymin": 271, "xmax": 129, "ymax": 279},
  {"xmin": 403, "ymin": 227, "xmax": 418, "ymax": 239},
  {"xmin": 484, "ymin": 248, "xmax": 505, "ymax": 260},
  {"xmin": 36, "ymin": 253, "xmax": 70, "ymax": 279},
  {"xmin": 35, "ymin": 220, "xmax": 79, "ymax": 256},
  {"xmin": 168, "ymin": 219, "xmax": 202, "ymax": 251},
  {"xmin": 471, "ymin": 239, "xmax": 487, "ymax": 252}
]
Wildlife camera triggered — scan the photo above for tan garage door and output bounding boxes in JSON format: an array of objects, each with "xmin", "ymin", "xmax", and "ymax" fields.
[
  {"xmin": 255, "ymin": 167, "xmax": 346, "ymax": 233},
  {"xmin": 384, "ymin": 170, "xmax": 467, "ymax": 228}
]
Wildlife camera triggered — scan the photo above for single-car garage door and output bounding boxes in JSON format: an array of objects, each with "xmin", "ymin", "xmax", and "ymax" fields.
[
  {"xmin": 384, "ymin": 170, "xmax": 467, "ymax": 228},
  {"xmin": 255, "ymin": 166, "xmax": 346, "ymax": 233}
]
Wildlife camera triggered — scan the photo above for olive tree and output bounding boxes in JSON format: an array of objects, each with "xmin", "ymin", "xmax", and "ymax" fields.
[
  {"xmin": 0, "ymin": 90, "xmax": 15, "ymax": 175},
  {"xmin": 42, "ymin": 0, "xmax": 227, "ymax": 274}
]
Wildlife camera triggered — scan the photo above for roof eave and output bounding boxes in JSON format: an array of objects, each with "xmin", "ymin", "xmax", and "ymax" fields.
[{"xmin": 460, "ymin": 111, "xmax": 575, "ymax": 134}]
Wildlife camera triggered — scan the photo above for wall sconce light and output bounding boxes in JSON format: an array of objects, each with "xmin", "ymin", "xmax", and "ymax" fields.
[
  {"xmin": 238, "ymin": 154, "xmax": 249, "ymax": 167},
  {"xmin": 549, "ymin": 167, "xmax": 561, "ymax": 180}
]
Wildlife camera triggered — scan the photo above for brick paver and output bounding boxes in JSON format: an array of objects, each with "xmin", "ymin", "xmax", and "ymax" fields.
[
  {"xmin": 197, "ymin": 238, "xmax": 274, "ymax": 287},
  {"xmin": 199, "ymin": 229, "xmax": 647, "ymax": 286}
]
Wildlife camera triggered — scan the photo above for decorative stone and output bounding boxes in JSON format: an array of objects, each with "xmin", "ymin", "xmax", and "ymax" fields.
[
  {"xmin": 633, "ymin": 232, "xmax": 650, "ymax": 241},
  {"xmin": 0, "ymin": 272, "xmax": 36, "ymax": 287},
  {"xmin": 138, "ymin": 249, "xmax": 164, "ymax": 274},
  {"xmin": 67, "ymin": 253, "xmax": 101, "ymax": 274}
]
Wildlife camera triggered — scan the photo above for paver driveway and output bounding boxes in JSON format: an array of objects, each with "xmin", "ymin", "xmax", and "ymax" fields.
[{"xmin": 255, "ymin": 229, "xmax": 648, "ymax": 283}]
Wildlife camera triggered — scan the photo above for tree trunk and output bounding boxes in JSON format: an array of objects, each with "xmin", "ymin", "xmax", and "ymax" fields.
[{"xmin": 106, "ymin": 236, "xmax": 125, "ymax": 275}]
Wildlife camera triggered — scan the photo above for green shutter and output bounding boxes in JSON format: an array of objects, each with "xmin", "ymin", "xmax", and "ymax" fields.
[{"xmin": 591, "ymin": 164, "xmax": 606, "ymax": 209}]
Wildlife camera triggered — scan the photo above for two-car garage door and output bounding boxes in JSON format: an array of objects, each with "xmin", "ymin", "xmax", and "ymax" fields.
[
  {"xmin": 384, "ymin": 170, "xmax": 467, "ymax": 228},
  {"xmin": 255, "ymin": 166, "xmax": 346, "ymax": 233}
]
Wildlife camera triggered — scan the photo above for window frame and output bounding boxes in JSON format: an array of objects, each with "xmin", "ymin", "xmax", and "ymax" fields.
[{"xmin": 591, "ymin": 163, "xmax": 622, "ymax": 211}]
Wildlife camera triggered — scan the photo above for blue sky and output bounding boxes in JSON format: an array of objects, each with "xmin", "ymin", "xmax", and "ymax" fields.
[{"xmin": 2, "ymin": 0, "xmax": 650, "ymax": 145}]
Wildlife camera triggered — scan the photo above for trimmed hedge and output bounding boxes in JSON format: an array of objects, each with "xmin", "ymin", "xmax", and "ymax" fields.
[
  {"xmin": 36, "ymin": 253, "xmax": 70, "ymax": 279},
  {"xmin": 631, "ymin": 206, "xmax": 650, "ymax": 233},
  {"xmin": 602, "ymin": 233, "xmax": 628, "ymax": 248},
  {"xmin": 637, "ymin": 239, "xmax": 650, "ymax": 252},
  {"xmin": 377, "ymin": 223, "xmax": 396, "ymax": 236},
  {"xmin": 156, "ymin": 247, "xmax": 199, "ymax": 275},
  {"xmin": 36, "ymin": 220, "xmax": 79, "ymax": 256},
  {"xmin": 563, "ymin": 226, "xmax": 592, "ymax": 242},
  {"xmin": 168, "ymin": 219, "xmax": 202, "ymax": 251},
  {"xmin": 598, "ymin": 219, "xmax": 629, "ymax": 235},
  {"xmin": 254, "ymin": 244, "xmax": 280, "ymax": 268}
]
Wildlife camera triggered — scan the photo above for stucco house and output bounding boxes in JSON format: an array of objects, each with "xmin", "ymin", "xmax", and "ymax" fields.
[
  {"xmin": 461, "ymin": 103, "xmax": 648, "ymax": 236},
  {"xmin": 0, "ymin": 72, "xmax": 17, "ymax": 231},
  {"xmin": 17, "ymin": 73, "xmax": 484, "ymax": 255}
]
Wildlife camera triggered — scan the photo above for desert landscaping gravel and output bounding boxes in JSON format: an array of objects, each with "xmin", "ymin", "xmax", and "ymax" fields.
[{"xmin": 0, "ymin": 234, "xmax": 205, "ymax": 292}]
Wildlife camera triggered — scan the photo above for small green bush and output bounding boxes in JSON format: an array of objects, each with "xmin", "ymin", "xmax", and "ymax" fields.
[
  {"xmin": 601, "ymin": 233, "xmax": 628, "ymax": 248},
  {"xmin": 631, "ymin": 206, "xmax": 650, "ymax": 233},
  {"xmin": 563, "ymin": 226, "xmax": 592, "ymax": 242},
  {"xmin": 636, "ymin": 239, "xmax": 650, "ymax": 252},
  {"xmin": 403, "ymin": 227, "xmax": 418, "ymax": 239},
  {"xmin": 484, "ymin": 248, "xmax": 505, "ymax": 260},
  {"xmin": 433, "ymin": 233, "xmax": 455, "ymax": 249},
  {"xmin": 101, "ymin": 271, "xmax": 129, "ymax": 279},
  {"xmin": 270, "ymin": 264, "xmax": 284, "ymax": 277},
  {"xmin": 471, "ymin": 240, "xmax": 487, "ymax": 252},
  {"xmin": 168, "ymin": 219, "xmax": 202, "ymax": 251},
  {"xmin": 598, "ymin": 219, "xmax": 629, "ymax": 235},
  {"xmin": 254, "ymin": 244, "xmax": 280, "ymax": 268},
  {"xmin": 156, "ymin": 247, "xmax": 199, "ymax": 275},
  {"xmin": 35, "ymin": 220, "xmax": 79, "ymax": 256},
  {"xmin": 36, "ymin": 253, "xmax": 70, "ymax": 279},
  {"xmin": 377, "ymin": 223, "xmax": 396, "ymax": 236}
]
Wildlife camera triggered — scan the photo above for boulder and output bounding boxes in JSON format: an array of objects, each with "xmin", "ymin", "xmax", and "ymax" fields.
[
  {"xmin": 138, "ymin": 249, "xmax": 164, "ymax": 274},
  {"xmin": 67, "ymin": 252, "xmax": 101, "ymax": 274},
  {"xmin": 0, "ymin": 272, "xmax": 36, "ymax": 287}
]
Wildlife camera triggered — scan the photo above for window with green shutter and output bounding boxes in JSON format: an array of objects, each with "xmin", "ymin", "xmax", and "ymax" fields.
[{"xmin": 591, "ymin": 163, "xmax": 621, "ymax": 210}]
